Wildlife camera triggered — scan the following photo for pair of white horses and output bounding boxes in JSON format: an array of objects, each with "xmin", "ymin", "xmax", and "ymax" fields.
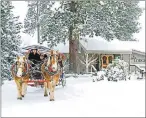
[{"xmin": 11, "ymin": 50, "xmax": 63, "ymax": 101}]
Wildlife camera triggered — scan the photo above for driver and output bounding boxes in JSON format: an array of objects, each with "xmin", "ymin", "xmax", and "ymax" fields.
[{"xmin": 28, "ymin": 48, "xmax": 41, "ymax": 67}]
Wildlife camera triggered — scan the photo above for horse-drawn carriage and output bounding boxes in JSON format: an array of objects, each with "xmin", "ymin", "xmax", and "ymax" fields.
[{"xmin": 11, "ymin": 45, "xmax": 67, "ymax": 101}]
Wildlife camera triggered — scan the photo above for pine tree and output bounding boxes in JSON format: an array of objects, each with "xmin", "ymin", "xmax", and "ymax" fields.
[
  {"xmin": 24, "ymin": 1, "xmax": 56, "ymax": 45},
  {"xmin": 81, "ymin": 1, "xmax": 143, "ymax": 41},
  {"xmin": 24, "ymin": 1, "xmax": 143, "ymax": 73},
  {"xmin": 1, "ymin": 1, "xmax": 22, "ymax": 83}
]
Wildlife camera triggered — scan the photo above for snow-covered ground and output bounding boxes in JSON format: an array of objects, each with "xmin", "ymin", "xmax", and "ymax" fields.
[{"xmin": 2, "ymin": 75, "xmax": 145, "ymax": 117}]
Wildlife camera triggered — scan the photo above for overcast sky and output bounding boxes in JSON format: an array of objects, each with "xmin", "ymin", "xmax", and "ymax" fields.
[{"xmin": 12, "ymin": 1, "xmax": 145, "ymax": 52}]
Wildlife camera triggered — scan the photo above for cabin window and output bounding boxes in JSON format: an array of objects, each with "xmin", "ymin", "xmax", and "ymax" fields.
[
  {"xmin": 103, "ymin": 56, "xmax": 107, "ymax": 64},
  {"xmin": 114, "ymin": 54, "xmax": 121, "ymax": 59},
  {"xmin": 108, "ymin": 56, "xmax": 112, "ymax": 63}
]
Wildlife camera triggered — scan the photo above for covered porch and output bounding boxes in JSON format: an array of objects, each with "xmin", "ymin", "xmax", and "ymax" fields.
[{"xmin": 78, "ymin": 37, "xmax": 133, "ymax": 73}]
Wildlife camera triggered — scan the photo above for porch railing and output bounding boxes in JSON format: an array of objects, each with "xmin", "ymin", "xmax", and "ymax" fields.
[{"xmin": 129, "ymin": 64, "xmax": 145, "ymax": 79}]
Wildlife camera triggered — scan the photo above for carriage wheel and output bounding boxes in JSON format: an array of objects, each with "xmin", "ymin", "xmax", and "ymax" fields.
[
  {"xmin": 61, "ymin": 78, "xmax": 66, "ymax": 87},
  {"xmin": 41, "ymin": 85, "xmax": 44, "ymax": 88},
  {"xmin": 61, "ymin": 73, "xmax": 66, "ymax": 87}
]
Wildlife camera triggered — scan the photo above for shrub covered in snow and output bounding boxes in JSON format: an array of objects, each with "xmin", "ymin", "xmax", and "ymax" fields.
[
  {"xmin": 105, "ymin": 59, "xmax": 129, "ymax": 82},
  {"xmin": 92, "ymin": 71, "xmax": 105, "ymax": 82}
]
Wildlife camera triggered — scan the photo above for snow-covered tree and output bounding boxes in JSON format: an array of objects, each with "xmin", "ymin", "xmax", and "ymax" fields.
[
  {"xmin": 78, "ymin": 53, "xmax": 98, "ymax": 73},
  {"xmin": 81, "ymin": 1, "xmax": 143, "ymax": 41},
  {"xmin": 105, "ymin": 59, "xmax": 129, "ymax": 81},
  {"xmin": 1, "ymin": 1, "xmax": 22, "ymax": 83},
  {"xmin": 24, "ymin": 1, "xmax": 143, "ymax": 73},
  {"xmin": 24, "ymin": 1, "xmax": 56, "ymax": 45}
]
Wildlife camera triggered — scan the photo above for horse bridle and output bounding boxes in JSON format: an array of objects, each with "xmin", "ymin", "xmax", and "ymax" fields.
[
  {"xmin": 44, "ymin": 54, "xmax": 61, "ymax": 75},
  {"xmin": 13, "ymin": 61, "xmax": 29, "ymax": 77}
]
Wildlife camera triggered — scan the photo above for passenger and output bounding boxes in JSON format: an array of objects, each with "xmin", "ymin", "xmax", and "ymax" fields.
[
  {"xmin": 28, "ymin": 49, "xmax": 41, "ymax": 67},
  {"xmin": 44, "ymin": 53, "xmax": 48, "ymax": 60},
  {"xmin": 58, "ymin": 53, "xmax": 65, "ymax": 68},
  {"xmin": 40, "ymin": 54, "xmax": 45, "ymax": 62},
  {"xmin": 58, "ymin": 53, "xmax": 65, "ymax": 78},
  {"xmin": 40, "ymin": 53, "xmax": 47, "ymax": 59}
]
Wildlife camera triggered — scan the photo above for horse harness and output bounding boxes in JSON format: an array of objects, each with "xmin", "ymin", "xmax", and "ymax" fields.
[
  {"xmin": 45, "ymin": 54, "xmax": 63, "ymax": 76},
  {"xmin": 13, "ymin": 61, "xmax": 29, "ymax": 77}
]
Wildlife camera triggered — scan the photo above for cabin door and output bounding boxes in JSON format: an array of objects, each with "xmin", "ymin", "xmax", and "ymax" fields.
[{"xmin": 101, "ymin": 55, "xmax": 114, "ymax": 68}]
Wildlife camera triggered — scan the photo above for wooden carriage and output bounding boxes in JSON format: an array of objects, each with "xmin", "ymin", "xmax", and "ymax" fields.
[{"xmin": 20, "ymin": 45, "xmax": 66, "ymax": 88}]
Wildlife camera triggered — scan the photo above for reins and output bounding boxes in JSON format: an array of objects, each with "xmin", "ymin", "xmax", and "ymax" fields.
[
  {"xmin": 43, "ymin": 61, "xmax": 60, "ymax": 76},
  {"xmin": 11, "ymin": 61, "xmax": 29, "ymax": 78}
]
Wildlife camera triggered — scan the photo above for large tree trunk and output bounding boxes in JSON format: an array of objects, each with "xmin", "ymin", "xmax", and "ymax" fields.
[
  {"xmin": 69, "ymin": 39, "xmax": 78, "ymax": 73},
  {"xmin": 69, "ymin": 26, "xmax": 73, "ymax": 72},
  {"xmin": 69, "ymin": 1, "xmax": 78, "ymax": 73}
]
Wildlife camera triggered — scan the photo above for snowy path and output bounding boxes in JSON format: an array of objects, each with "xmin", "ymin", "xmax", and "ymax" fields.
[{"xmin": 2, "ymin": 76, "xmax": 145, "ymax": 117}]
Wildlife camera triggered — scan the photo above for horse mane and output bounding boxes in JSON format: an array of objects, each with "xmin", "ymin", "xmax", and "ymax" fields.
[{"xmin": 11, "ymin": 55, "xmax": 29, "ymax": 78}]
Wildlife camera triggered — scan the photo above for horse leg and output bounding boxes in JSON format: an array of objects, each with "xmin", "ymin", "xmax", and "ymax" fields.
[
  {"xmin": 52, "ymin": 81, "xmax": 56, "ymax": 101},
  {"xmin": 49, "ymin": 81, "xmax": 55, "ymax": 101},
  {"xmin": 49, "ymin": 80, "xmax": 56, "ymax": 101},
  {"xmin": 44, "ymin": 82, "xmax": 48, "ymax": 97},
  {"xmin": 50, "ymin": 75, "xmax": 60, "ymax": 101},
  {"xmin": 56, "ymin": 78, "xmax": 59, "ymax": 86},
  {"xmin": 21, "ymin": 82, "xmax": 27, "ymax": 97},
  {"xmin": 49, "ymin": 81, "xmax": 53, "ymax": 100},
  {"xmin": 15, "ymin": 80, "xmax": 22, "ymax": 100}
]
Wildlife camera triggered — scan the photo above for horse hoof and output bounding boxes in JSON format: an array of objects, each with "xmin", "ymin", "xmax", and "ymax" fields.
[
  {"xmin": 17, "ymin": 97, "xmax": 22, "ymax": 100},
  {"xmin": 44, "ymin": 94, "xmax": 48, "ymax": 97},
  {"xmin": 21, "ymin": 95, "xmax": 25, "ymax": 97},
  {"xmin": 50, "ymin": 99, "xmax": 54, "ymax": 101}
]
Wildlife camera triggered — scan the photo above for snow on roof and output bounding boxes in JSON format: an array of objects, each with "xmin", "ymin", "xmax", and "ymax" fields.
[
  {"xmin": 20, "ymin": 34, "xmax": 69, "ymax": 53},
  {"xmin": 132, "ymin": 49, "xmax": 145, "ymax": 56},
  {"xmin": 79, "ymin": 36, "xmax": 143, "ymax": 54}
]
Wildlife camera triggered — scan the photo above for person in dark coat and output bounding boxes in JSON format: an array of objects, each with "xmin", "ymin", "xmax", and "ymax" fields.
[
  {"xmin": 58, "ymin": 53, "xmax": 64, "ymax": 68},
  {"xmin": 28, "ymin": 49, "xmax": 43, "ymax": 80},
  {"xmin": 44, "ymin": 54, "xmax": 48, "ymax": 60},
  {"xmin": 28, "ymin": 49, "xmax": 41, "ymax": 67},
  {"xmin": 40, "ymin": 53, "xmax": 48, "ymax": 62}
]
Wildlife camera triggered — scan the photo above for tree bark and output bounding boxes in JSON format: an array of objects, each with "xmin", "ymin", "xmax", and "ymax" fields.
[
  {"xmin": 69, "ymin": 39, "xmax": 78, "ymax": 73},
  {"xmin": 69, "ymin": 1, "xmax": 78, "ymax": 73},
  {"xmin": 69, "ymin": 26, "xmax": 73, "ymax": 71}
]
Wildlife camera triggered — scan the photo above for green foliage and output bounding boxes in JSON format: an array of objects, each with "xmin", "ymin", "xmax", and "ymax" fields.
[
  {"xmin": 24, "ymin": 1, "xmax": 143, "ymax": 45},
  {"xmin": 81, "ymin": 1, "xmax": 143, "ymax": 41},
  {"xmin": 1, "ymin": 1, "xmax": 22, "ymax": 81}
]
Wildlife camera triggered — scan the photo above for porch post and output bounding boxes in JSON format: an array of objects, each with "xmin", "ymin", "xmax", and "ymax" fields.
[
  {"xmin": 120, "ymin": 54, "xmax": 123, "ymax": 60},
  {"xmin": 99, "ymin": 54, "xmax": 101, "ymax": 71},
  {"xmin": 129, "ymin": 54, "xmax": 131, "ymax": 73},
  {"xmin": 85, "ymin": 53, "xmax": 89, "ymax": 73}
]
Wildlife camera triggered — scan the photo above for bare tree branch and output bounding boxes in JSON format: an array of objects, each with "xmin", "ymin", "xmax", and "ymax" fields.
[
  {"xmin": 84, "ymin": 53, "xmax": 87, "ymax": 59},
  {"xmin": 78, "ymin": 54, "xmax": 85, "ymax": 61},
  {"xmin": 88, "ymin": 54, "xmax": 96, "ymax": 62},
  {"xmin": 78, "ymin": 53, "xmax": 98, "ymax": 73},
  {"xmin": 77, "ymin": 56, "xmax": 86, "ymax": 65},
  {"xmin": 89, "ymin": 57, "xmax": 98, "ymax": 65}
]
